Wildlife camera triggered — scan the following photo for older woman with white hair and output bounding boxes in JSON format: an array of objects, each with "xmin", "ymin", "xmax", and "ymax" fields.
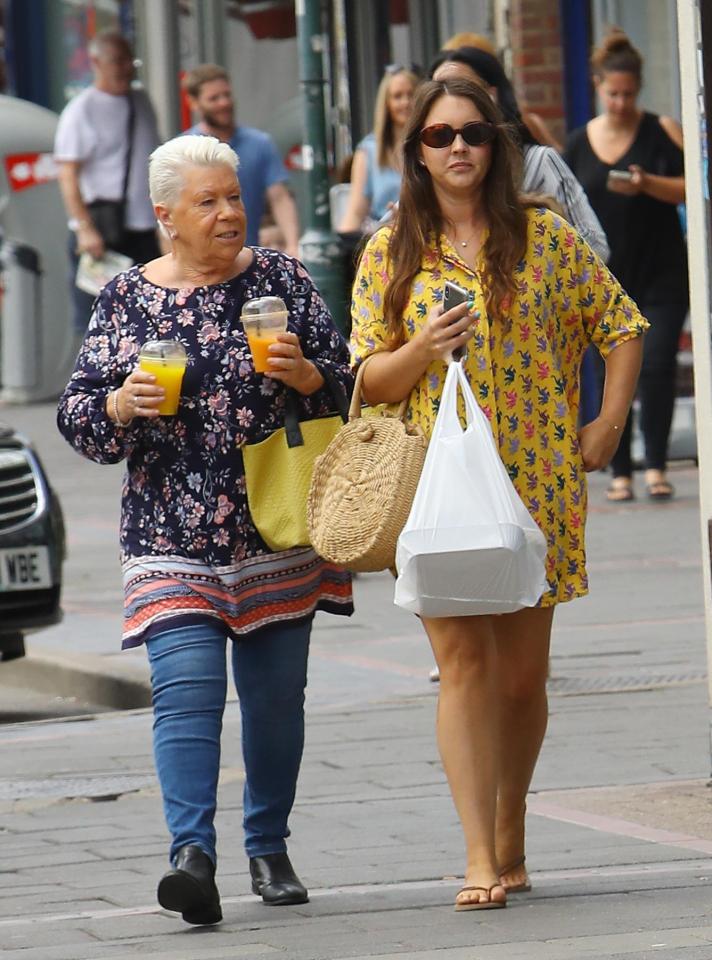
[{"xmin": 57, "ymin": 135, "xmax": 353, "ymax": 925}]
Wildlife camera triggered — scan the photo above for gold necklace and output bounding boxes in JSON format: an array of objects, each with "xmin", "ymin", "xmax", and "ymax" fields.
[{"xmin": 449, "ymin": 225, "xmax": 479, "ymax": 249}]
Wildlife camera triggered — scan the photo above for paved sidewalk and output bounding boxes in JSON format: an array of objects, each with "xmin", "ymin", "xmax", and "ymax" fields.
[{"xmin": 0, "ymin": 401, "xmax": 711, "ymax": 958}]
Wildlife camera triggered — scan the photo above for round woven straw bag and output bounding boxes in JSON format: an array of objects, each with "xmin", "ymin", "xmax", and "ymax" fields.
[{"xmin": 307, "ymin": 358, "xmax": 428, "ymax": 572}]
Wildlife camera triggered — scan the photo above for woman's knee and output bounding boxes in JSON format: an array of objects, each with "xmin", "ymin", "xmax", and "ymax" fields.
[
  {"xmin": 234, "ymin": 621, "xmax": 310, "ymax": 717},
  {"xmin": 498, "ymin": 669, "xmax": 547, "ymax": 709}
]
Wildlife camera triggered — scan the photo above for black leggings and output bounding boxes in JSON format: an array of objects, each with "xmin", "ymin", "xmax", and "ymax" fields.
[{"xmin": 609, "ymin": 302, "xmax": 688, "ymax": 477}]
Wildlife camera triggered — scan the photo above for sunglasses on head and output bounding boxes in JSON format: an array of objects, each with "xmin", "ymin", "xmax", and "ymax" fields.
[{"xmin": 419, "ymin": 121, "xmax": 497, "ymax": 148}]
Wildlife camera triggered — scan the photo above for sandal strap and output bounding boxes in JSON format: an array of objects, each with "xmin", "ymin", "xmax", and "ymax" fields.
[
  {"xmin": 499, "ymin": 855, "xmax": 526, "ymax": 875},
  {"xmin": 458, "ymin": 884, "xmax": 502, "ymax": 895}
]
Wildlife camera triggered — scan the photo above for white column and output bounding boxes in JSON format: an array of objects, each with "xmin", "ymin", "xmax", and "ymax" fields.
[
  {"xmin": 677, "ymin": 0, "xmax": 712, "ymax": 760},
  {"xmin": 134, "ymin": 0, "xmax": 181, "ymax": 141},
  {"xmin": 196, "ymin": 0, "xmax": 227, "ymax": 66}
]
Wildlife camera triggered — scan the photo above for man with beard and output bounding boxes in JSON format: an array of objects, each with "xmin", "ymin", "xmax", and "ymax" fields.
[{"xmin": 183, "ymin": 64, "xmax": 300, "ymax": 257}]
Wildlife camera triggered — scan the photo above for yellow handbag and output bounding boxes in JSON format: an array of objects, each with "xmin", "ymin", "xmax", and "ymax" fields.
[{"xmin": 243, "ymin": 371, "xmax": 350, "ymax": 552}]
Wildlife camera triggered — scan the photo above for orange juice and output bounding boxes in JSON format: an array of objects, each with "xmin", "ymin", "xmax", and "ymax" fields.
[
  {"xmin": 138, "ymin": 357, "xmax": 186, "ymax": 415},
  {"xmin": 246, "ymin": 331, "xmax": 281, "ymax": 373}
]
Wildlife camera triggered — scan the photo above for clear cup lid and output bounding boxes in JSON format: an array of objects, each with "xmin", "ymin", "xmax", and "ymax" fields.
[
  {"xmin": 241, "ymin": 296, "xmax": 287, "ymax": 318},
  {"xmin": 139, "ymin": 340, "xmax": 187, "ymax": 360}
]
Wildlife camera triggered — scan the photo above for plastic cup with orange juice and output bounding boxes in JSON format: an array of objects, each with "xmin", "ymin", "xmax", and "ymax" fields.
[
  {"xmin": 138, "ymin": 341, "xmax": 187, "ymax": 415},
  {"xmin": 241, "ymin": 296, "xmax": 289, "ymax": 373}
]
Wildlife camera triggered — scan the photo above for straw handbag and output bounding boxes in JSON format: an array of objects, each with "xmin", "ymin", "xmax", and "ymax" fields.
[{"xmin": 307, "ymin": 358, "xmax": 428, "ymax": 572}]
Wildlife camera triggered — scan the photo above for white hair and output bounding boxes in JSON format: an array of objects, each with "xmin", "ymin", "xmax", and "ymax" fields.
[
  {"xmin": 88, "ymin": 29, "xmax": 130, "ymax": 60},
  {"xmin": 148, "ymin": 135, "xmax": 240, "ymax": 208}
]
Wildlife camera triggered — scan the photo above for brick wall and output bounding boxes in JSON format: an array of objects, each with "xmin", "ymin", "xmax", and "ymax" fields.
[{"xmin": 508, "ymin": 0, "xmax": 566, "ymax": 148}]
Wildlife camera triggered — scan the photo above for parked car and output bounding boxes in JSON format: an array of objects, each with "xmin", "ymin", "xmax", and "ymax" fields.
[{"xmin": 0, "ymin": 422, "xmax": 65, "ymax": 660}]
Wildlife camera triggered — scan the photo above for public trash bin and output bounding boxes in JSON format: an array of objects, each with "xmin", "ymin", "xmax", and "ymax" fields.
[{"xmin": 0, "ymin": 95, "xmax": 77, "ymax": 402}]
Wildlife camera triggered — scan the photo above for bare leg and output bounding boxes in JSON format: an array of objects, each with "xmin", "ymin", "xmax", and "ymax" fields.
[
  {"xmin": 493, "ymin": 606, "xmax": 554, "ymax": 891},
  {"xmin": 424, "ymin": 614, "xmax": 506, "ymax": 908}
]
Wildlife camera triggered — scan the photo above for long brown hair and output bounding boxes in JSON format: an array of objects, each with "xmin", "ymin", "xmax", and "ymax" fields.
[
  {"xmin": 373, "ymin": 67, "xmax": 419, "ymax": 168},
  {"xmin": 383, "ymin": 77, "xmax": 527, "ymax": 346}
]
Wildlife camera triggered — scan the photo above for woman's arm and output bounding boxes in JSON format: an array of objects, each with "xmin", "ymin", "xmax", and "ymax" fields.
[
  {"xmin": 609, "ymin": 117, "xmax": 685, "ymax": 205},
  {"xmin": 338, "ymin": 149, "xmax": 371, "ymax": 233},
  {"xmin": 265, "ymin": 257, "xmax": 354, "ymax": 406},
  {"xmin": 57, "ymin": 288, "xmax": 142, "ymax": 464},
  {"xmin": 522, "ymin": 110, "xmax": 563, "ymax": 152},
  {"xmin": 360, "ymin": 301, "xmax": 477, "ymax": 405},
  {"xmin": 608, "ymin": 165, "xmax": 685, "ymax": 204},
  {"xmin": 578, "ymin": 337, "xmax": 644, "ymax": 471}
]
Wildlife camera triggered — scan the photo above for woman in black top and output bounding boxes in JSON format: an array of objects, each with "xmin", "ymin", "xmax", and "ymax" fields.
[{"xmin": 566, "ymin": 29, "xmax": 687, "ymax": 502}]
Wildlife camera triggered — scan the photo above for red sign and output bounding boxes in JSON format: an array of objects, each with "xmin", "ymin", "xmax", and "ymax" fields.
[{"xmin": 4, "ymin": 153, "xmax": 59, "ymax": 192}]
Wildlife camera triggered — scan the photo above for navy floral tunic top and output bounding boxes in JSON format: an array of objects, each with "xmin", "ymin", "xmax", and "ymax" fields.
[{"xmin": 57, "ymin": 248, "xmax": 354, "ymax": 647}]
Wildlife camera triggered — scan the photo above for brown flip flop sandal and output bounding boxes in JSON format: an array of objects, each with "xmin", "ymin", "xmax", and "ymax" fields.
[
  {"xmin": 646, "ymin": 480, "xmax": 674, "ymax": 500},
  {"xmin": 454, "ymin": 883, "xmax": 507, "ymax": 911},
  {"xmin": 606, "ymin": 479, "xmax": 634, "ymax": 502},
  {"xmin": 499, "ymin": 855, "xmax": 532, "ymax": 893}
]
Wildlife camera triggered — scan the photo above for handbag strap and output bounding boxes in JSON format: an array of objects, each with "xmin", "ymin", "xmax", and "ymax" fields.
[
  {"xmin": 121, "ymin": 93, "xmax": 136, "ymax": 206},
  {"xmin": 349, "ymin": 354, "xmax": 409, "ymax": 422},
  {"xmin": 284, "ymin": 365, "xmax": 350, "ymax": 448}
]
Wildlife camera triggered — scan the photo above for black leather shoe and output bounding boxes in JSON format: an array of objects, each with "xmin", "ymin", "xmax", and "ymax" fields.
[
  {"xmin": 157, "ymin": 844, "xmax": 222, "ymax": 925},
  {"xmin": 249, "ymin": 852, "xmax": 309, "ymax": 905}
]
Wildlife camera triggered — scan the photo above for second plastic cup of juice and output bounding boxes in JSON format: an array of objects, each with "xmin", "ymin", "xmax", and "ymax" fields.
[
  {"xmin": 241, "ymin": 296, "xmax": 288, "ymax": 373},
  {"xmin": 138, "ymin": 341, "xmax": 187, "ymax": 415}
]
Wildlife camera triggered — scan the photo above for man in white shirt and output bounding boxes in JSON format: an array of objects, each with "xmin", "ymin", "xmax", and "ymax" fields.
[{"xmin": 54, "ymin": 30, "xmax": 160, "ymax": 330}]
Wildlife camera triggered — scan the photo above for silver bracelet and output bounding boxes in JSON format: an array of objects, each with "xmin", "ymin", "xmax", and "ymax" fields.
[{"xmin": 112, "ymin": 389, "xmax": 132, "ymax": 428}]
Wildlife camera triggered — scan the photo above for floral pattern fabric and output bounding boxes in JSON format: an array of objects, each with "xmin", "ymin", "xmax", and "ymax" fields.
[
  {"xmin": 57, "ymin": 248, "xmax": 354, "ymax": 646},
  {"xmin": 350, "ymin": 208, "xmax": 648, "ymax": 606}
]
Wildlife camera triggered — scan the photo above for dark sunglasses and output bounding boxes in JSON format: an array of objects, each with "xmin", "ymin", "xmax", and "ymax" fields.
[{"xmin": 419, "ymin": 121, "xmax": 497, "ymax": 149}]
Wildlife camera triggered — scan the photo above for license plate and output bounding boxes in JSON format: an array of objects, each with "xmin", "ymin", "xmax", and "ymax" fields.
[{"xmin": 0, "ymin": 546, "xmax": 52, "ymax": 591}]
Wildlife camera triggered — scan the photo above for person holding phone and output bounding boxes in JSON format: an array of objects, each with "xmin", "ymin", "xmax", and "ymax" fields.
[
  {"xmin": 350, "ymin": 76, "xmax": 647, "ymax": 910},
  {"xmin": 565, "ymin": 28, "xmax": 687, "ymax": 502}
]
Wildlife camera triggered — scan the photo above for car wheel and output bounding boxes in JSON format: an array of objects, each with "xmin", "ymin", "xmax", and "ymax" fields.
[{"xmin": 1, "ymin": 633, "xmax": 26, "ymax": 661}]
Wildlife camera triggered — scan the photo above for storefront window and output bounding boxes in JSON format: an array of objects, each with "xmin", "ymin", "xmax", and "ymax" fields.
[{"xmin": 47, "ymin": 0, "xmax": 134, "ymax": 109}]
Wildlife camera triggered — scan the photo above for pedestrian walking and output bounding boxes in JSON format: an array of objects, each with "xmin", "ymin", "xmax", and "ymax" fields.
[
  {"xmin": 338, "ymin": 65, "xmax": 419, "ymax": 233},
  {"xmin": 183, "ymin": 64, "xmax": 300, "ymax": 258},
  {"xmin": 565, "ymin": 28, "xmax": 687, "ymax": 502},
  {"xmin": 54, "ymin": 29, "xmax": 161, "ymax": 332},
  {"xmin": 350, "ymin": 77, "xmax": 647, "ymax": 910},
  {"xmin": 440, "ymin": 32, "xmax": 562, "ymax": 151},
  {"xmin": 429, "ymin": 46, "xmax": 609, "ymax": 261},
  {"xmin": 57, "ymin": 134, "xmax": 353, "ymax": 926}
]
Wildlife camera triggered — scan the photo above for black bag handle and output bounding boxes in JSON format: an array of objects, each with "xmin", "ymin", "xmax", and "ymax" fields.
[{"xmin": 284, "ymin": 366, "xmax": 350, "ymax": 448}]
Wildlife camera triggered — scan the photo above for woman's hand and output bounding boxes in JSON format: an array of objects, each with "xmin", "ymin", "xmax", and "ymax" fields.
[
  {"xmin": 607, "ymin": 164, "xmax": 645, "ymax": 196},
  {"xmin": 110, "ymin": 368, "xmax": 166, "ymax": 424},
  {"xmin": 578, "ymin": 417, "xmax": 622, "ymax": 472},
  {"xmin": 264, "ymin": 332, "xmax": 324, "ymax": 395},
  {"xmin": 417, "ymin": 301, "xmax": 478, "ymax": 363}
]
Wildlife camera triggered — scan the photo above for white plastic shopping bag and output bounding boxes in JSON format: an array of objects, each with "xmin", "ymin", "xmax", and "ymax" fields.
[{"xmin": 395, "ymin": 361, "xmax": 548, "ymax": 617}]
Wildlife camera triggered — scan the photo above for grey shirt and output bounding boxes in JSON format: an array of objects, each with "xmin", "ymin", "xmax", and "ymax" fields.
[{"xmin": 522, "ymin": 144, "xmax": 610, "ymax": 262}]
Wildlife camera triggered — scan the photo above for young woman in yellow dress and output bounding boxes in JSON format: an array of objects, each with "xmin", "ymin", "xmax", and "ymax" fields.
[{"xmin": 350, "ymin": 77, "xmax": 648, "ymax": 911}]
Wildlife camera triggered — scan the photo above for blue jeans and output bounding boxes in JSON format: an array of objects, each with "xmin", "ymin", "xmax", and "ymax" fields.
[{"xmin": 146, "ymin": 617, "xmax": 311, "ymax": 865}]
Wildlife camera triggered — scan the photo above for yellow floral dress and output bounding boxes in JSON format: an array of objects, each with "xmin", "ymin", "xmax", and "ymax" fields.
[{"xmin": 350, "ymin": 207, "xmax": 648, "ymax": 606}]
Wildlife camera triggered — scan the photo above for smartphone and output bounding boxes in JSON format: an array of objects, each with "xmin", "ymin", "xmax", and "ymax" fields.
[
  {"xmin": 607, "ymin": 169, "xmax": 633, "ymax": 185},
  {"xmin": 443, "ymin": 281, "xmax": 471, "ymax": 361}
]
